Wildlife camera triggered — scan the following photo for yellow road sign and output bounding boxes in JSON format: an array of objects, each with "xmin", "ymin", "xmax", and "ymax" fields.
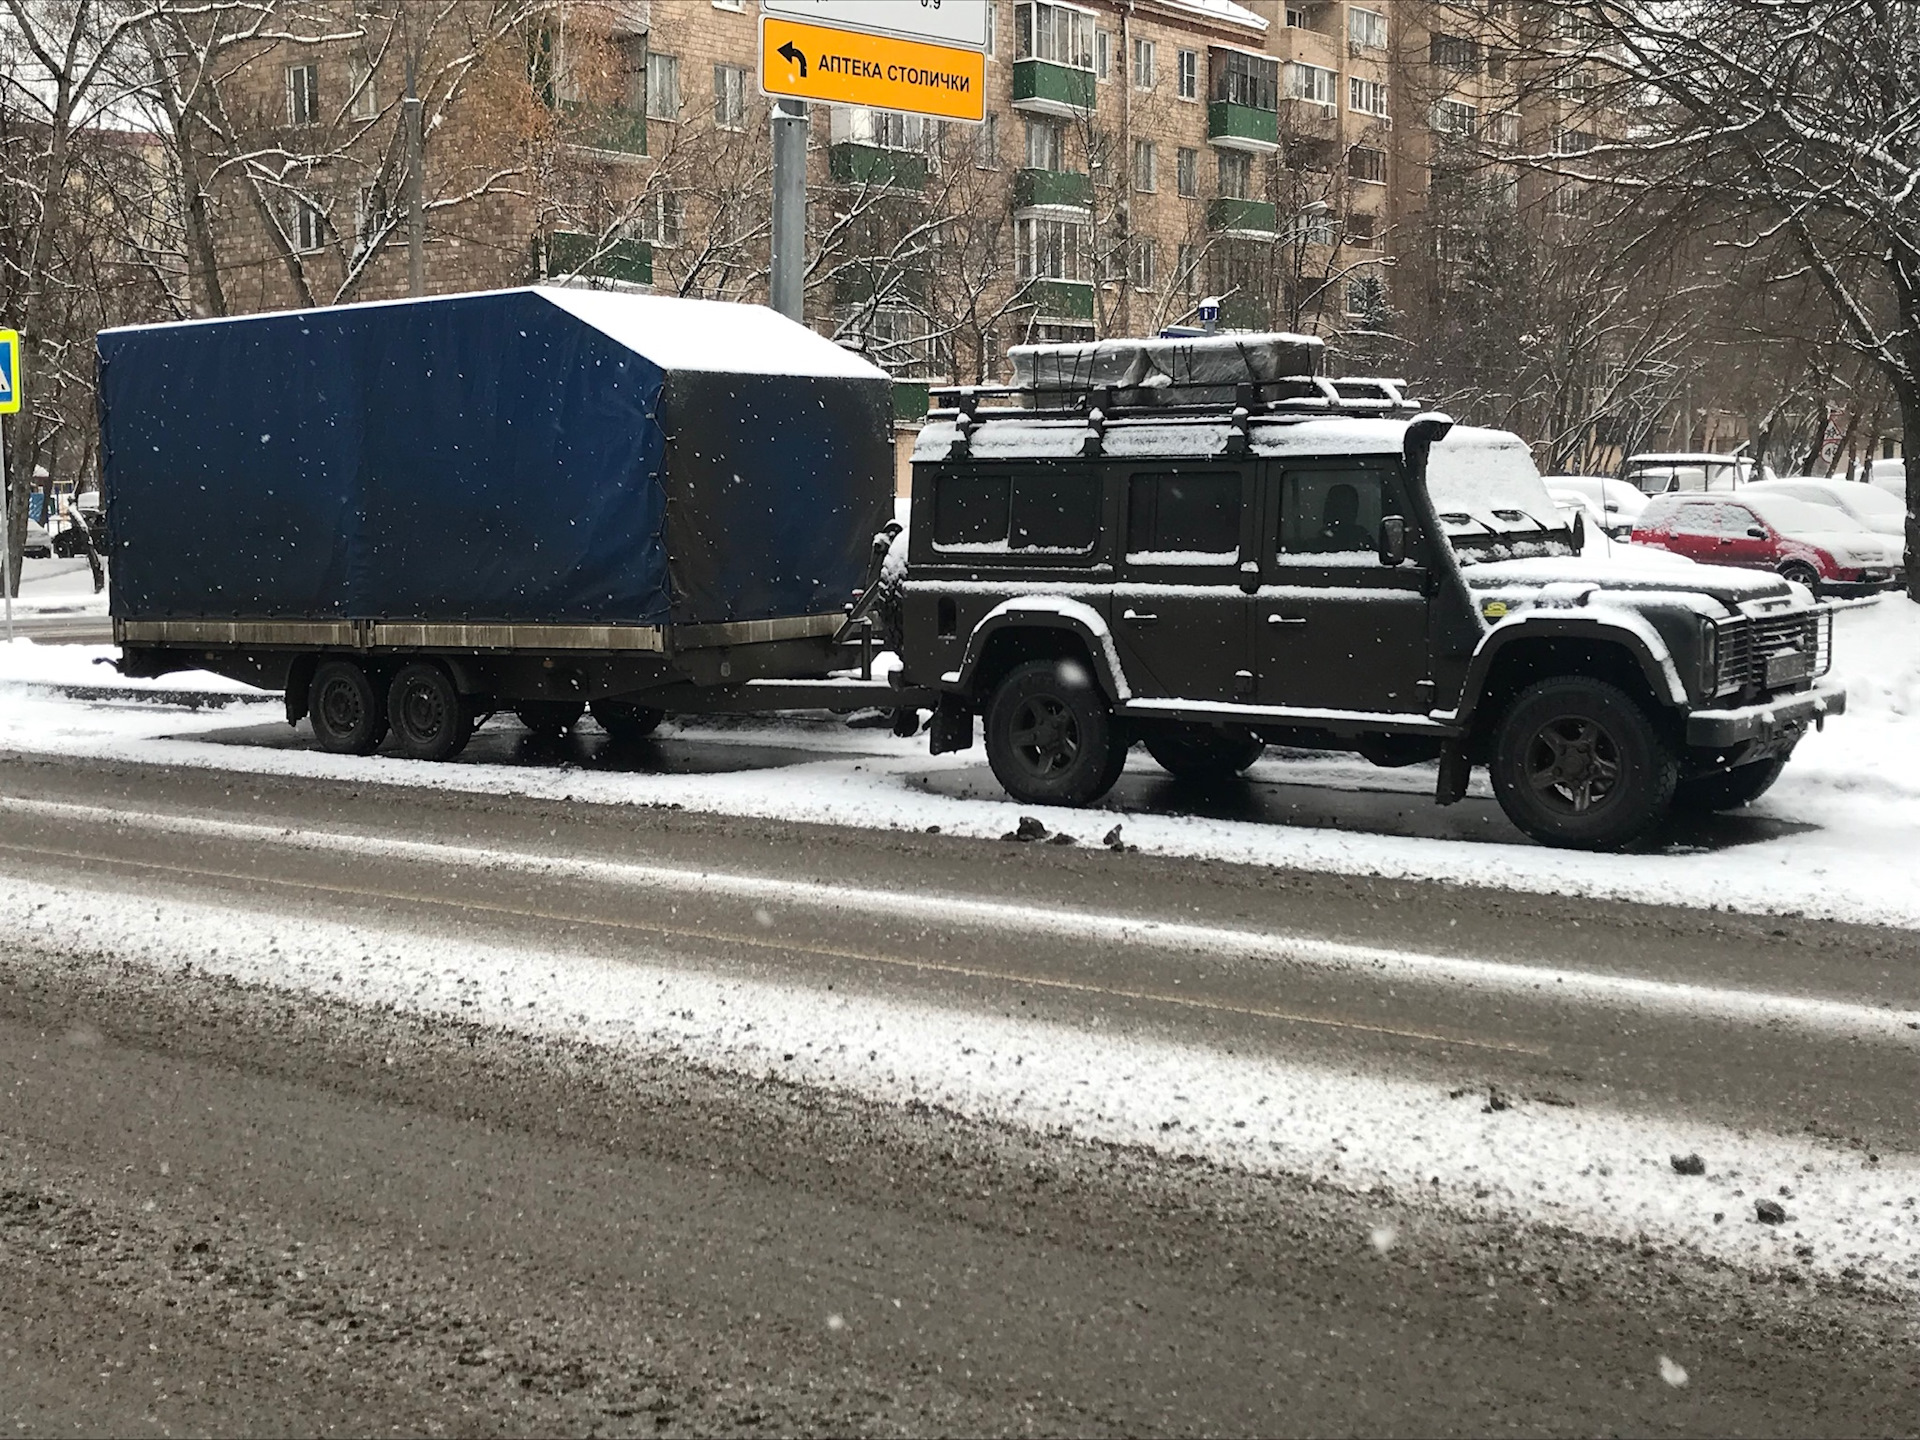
[
  {"xmin": 0, "ymin": 329, "xmax": 18, "ymax": 415},
  {"xmin": 760, "ymin": 15, "xmax": 986, "ymax": 123}
]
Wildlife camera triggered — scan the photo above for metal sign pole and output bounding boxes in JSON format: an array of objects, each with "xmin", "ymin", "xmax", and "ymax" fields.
[
  {"xmin": 2, "ymin": 417, "xmax": 13, "ymax": 642},
  {"xmin": 769, "ymin": 98, "xmax": 808, "ymax": 321}
]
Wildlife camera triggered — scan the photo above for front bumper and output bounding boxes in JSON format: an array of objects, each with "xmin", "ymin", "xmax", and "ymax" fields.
[
  {"xmin": 1822, "ymin": 568, "xmax": 1904, "ymax": 597},
  {"xmin": 1685, "ymin": 682, "xmax": 1846, "ymax": 748}
]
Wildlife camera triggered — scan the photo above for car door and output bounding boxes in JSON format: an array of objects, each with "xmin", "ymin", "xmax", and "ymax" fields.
[
  {"xmin": 1663, "ymin": 499, "xmax": 1721, "ymax": 562},
  {"xmin": 1253, "ymin": 459, "xmax": 1431, "ymax": 714},
  {"xmin": 1713, "ymin": 501, "xmax": 1775, "ymax": 568},
  {"xmin": 1111, "ymin": 466, "xmax": 1253, "ymax": 703}
]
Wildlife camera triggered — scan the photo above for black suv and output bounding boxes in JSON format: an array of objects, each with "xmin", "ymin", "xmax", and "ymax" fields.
[{"xmin": 893, "ymin": 335, "xmax": 1845, "ymax": 850}]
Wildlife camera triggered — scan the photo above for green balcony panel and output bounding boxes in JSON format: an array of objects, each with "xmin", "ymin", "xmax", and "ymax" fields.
[
  {"xmin": 547, "ymin": 231, "xmax": 652, "ymax": 286},
  {"xmin": 1022, "ymin": 278, "xmax": 1095, "ymax": 320},
  {"xmin": 1208, "ymin": 100, "xmax": 1279, "ymax": 151},
  {"xmin": 1011, "ymin": 59, "xmax": 1093, "ymax": 116},
  {"xmin": 893, "ymin": 381, "xmax": 931, "ymax": 423},
  {"xmin": 560, "ymin": 101, "xmax": 647, "ymax": 156},
  {"xmin": 829, "ymin": 142, "xmax": 929, "ymax": 191},
  {"xmin": 1208, "ymin": 197, "xmax": 1278, "ymax": 235},
  {"xmin": 1014, "ymin": 167, "xmax": 1093, "ymax": 210}
]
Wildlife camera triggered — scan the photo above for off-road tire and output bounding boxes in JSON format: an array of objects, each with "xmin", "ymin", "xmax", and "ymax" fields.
[
  {"xmin": 1674, "ymin": 754, "xmax": 1788, "ymax": 813},
  {"xmin": 1489, "ymin": 677, "xmax": 1677, "ymax": 850},
  {"xmin": 388, "ymin": 661, "xmax": 473, "ymax": 762},
  {"xmin": 308, "ymin": 659, "xmax": 387, "ymax": 756},
  {"xmin": 1778, "ymin": 560, "xmax": 1822, "ymax": 595},
  {"xmin": 1143, "ymin": 725, "xmax": 1265, "ymax": 781},
  {"xmin": 985, "ymin": 659, "xmax": 1120, "ymax": 808},
  {"xmin": 591, "ymin": 698, "xmax": 665, "ymax": 744},
  {"xmin": 516, "ymin": 700, "xmax": 586, "ymax": 737}
]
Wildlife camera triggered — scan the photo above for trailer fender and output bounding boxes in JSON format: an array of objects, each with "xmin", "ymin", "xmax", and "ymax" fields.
[{"xmin": 952, "ymin": 597, "xmax": 1132, "ymax": 704}]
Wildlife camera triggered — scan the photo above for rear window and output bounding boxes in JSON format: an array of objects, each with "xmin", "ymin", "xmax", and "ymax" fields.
[
  {"xmin": 933, "ymin": 473, "xmax": 1011, "ymax": 550},
  {"xmin": 1126, "ymin": 471, "xmax": 1242, "ymax": 563},
  {"xmin": 932, "ymin": 468, "xmax": 1100, "ymax": 553}
]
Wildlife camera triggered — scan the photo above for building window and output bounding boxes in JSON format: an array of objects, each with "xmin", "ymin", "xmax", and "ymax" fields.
[
  {"xmin": 1292, "ymin": 208, "xmax": 1334, "ymax": 246},
  {"xmin": 1024, "ymin": 116, "xmax": 1065, "ymax": 170},
  {"xmin": 1095, "ymin": 29, "xmax": 1111, "ymax": 80},
  {"xmin": 1016, "ymin": 214, "xmax": 1089, "ymax": 281},
  {"xmin": 1348, "ymin": 146, "xmax": 1387, "ymax": 184},
  {"xmin": 1429, "ymin": 33, "xmax": 1481, "ymax": 73},
  {"xmin": 1553, "ymin": 125, "xmax": 1597, "ymax": 156},
  {"xmin": 1485, "ymin": 110, "xmax": 1521, "ymax": 149},
  {"xmin": 841, "ymin": 106, "xmax": 928, "ymax": 150},
  {"xmin": 1212, "ymin": 50, "xmax": 1276, "ymax": 109},
  {"xmin": 1217, "ymin": 149, "xmax": 1253, "ymax": 199},
  {"xmin": 1344, "ymin": 212, "xmax": 1376, "ymax": 249},
  {"xmin": 975, "ymin": 111, "xmax": 1001, "ymax": 167},
  {"xmin": 1176, "ymin": 146, "xmax": 1199, "ymax": 196},
  {"xmin": 1348, "ymin": 77, "xmax": 1390, "ymax": 120},
  {"xmin": 1285, "ymin": 5, "xmax": 1309, "ymax": 27},
  {"xmin": 985, "ymin": 1, "xmax": 997, "ymax": 55},
  {"xmin": 349, "ymin": 60, "xmax": 377, "ymax": 120},
  {"xmin": 286, "ymin": 196, "xmax": 324, "ymax": 253},
  {"xmin": 286, "ymin": 63, "xmax": 319, "ymax": 126},
  {"xmin": 634, "ymin": 189, "xmax": 683, "ymax": 246},
  {"xmin": 1488, "ymin": 167, "xmax": 1519, "ymax": 208},
  {"xmin": 1133, "ymin": 37, "xmax": 1155, "ymax": 88},
  {"xmin": 1017, "ymin": 3, "xmax": 1094, "ymax": 68},
  {"xmin": 1131, "ymin": 138, "xmax": 1156, "ymax": 192},
  {"xmin": 646, "ymin": 52, "xmax": 680, "ymax": 120},
  {"xmin": 713, "ymin": 64, "xmax": 746, "ymax": 129},
  {"xmin": 1177, "ymin": 49, "xmax": 1198, "ymax": 100},
  {"xmin": 841, "ymin": 306, "xmax": 938, "ymax": 377},
  {"xmin": 1431, "ymin": 98, "xmax": 1478, "ymax": 137},
  {"xmin": 1348, "ymin": 8, "xmax": 1387, "ymax": 49},
  {"xmin": 1130, "ymin": 236, "xmax": 1157, "ymax": 290},
  {"xmin": 1283, "ymin": 61, "xmax": 1335, "ymax": 107}
]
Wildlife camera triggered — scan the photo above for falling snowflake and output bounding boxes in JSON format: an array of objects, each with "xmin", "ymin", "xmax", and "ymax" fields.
[
  {"xmin": 1369, "ymin": 1225, "xmax": 1397, "ymax": 1254},
  {"xmin": 1658, "ymin": 1355, "xmax": 1688, "ymax": 1388}
]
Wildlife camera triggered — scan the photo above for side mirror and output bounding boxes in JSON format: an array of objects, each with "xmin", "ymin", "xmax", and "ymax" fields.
[
  {"xmin": 1379, "ymin": 514, "xmax": 1408, "ymax": 567},
  {"xmin": 1747, "ymin": 526, "xmax": 1767, "ymax": 539},
  {"xmin": 1570, "ymin": 511, "xmax": 1587, "ymax": 551}
]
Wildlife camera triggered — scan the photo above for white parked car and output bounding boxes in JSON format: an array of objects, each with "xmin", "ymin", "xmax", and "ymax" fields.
[
  {"xmin": 1620, "ymin": 452, "xmax": 1778, "ymax": 495},
  {"xmin": 1545, "ymin": 475, "xmax": 1646, "ymax": 538},
  {"xmin": 22, "ymin": 519, "xmax": 52, "ymax": 559},
  {"xmin": 1745, "ymin": 476, "xmax": 1905, "ymax": 536},
  {"xmin": 1868, "ymin": 457, "xmax": 1907, "ymax": 501}
]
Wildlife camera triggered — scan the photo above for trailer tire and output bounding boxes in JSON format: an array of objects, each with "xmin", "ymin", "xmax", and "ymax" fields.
[
  {"xmin": 388, "ymin": 661, "xmax": 473, "ymax": 761},
  {"xmin": 985, "ymin": 659, "xmax": 1121, "ymax": 808},
  {"xmin": 308, "ymin": 660, "xmax": 387, "ymax": 756},
  {"xmin": 591, "ymin": 698, "xmax": 665, "ymax": 744},
  {"xmin": 516, "ymin": 700, "xmax": 586, "ymax": 737}
]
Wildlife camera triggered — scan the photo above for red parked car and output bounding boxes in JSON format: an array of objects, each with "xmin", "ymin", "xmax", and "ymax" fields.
[{"xmin": 1631, "ymin": 491, "xmax": 1905, "ymax": 596}]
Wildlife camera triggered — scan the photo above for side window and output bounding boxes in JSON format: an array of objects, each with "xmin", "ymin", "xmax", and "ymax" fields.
[
  {"xmin": 1010, "ymin": 469, "xmax": 1100, "ymax": 551},
  {"xmin": 1671, "ymin": 502, "xmax": 1717, "ymax": 536},
  {"xmin": 1126, "ymin": 470, "xmax": 1242, "ymax": 562},
  {"xmin": 1720, "ymin": 504, "xmax": 1761, "ymax": 535},
  {"xmin": 1279, "ymin": 466, "xmax": 1388, "ymax": 556},
  {"xmin": 933, "ymin": 473, "xmax": 1011, "ymax": 550}
]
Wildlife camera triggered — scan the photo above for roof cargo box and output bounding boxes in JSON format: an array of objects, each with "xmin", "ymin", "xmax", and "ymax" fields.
[
  {"xmin": 98, "ymin": 288, "xmax": 893, "ymax": 629},
  {"xmin": 1009, "ymin": 331, "xmax": 1324, "ymax": 406}
]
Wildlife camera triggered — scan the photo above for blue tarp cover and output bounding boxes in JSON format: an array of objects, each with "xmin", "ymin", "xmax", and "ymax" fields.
[{"xmin": 99, "ymin": 288, "xmax": 892, "ymax": 627}]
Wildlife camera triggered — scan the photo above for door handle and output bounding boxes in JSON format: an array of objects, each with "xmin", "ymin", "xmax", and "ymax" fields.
[
  {"xmin": 1122, "ymin": 608, "xmax": 1159, "ymax": 625},
  {"xmin": 1267, "ymin": 613, "xmax": 1307, "ymax": 626}
]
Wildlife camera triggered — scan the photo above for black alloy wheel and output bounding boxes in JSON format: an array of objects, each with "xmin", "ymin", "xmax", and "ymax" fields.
[
  {"xmin": 308, "ymin": 659, "xmax": 386, "ymax": 756},
  {"xmin": 1489, "ymin": 677, "xmax": 1677, "ymax": 850},
  {"xmin": 590, "ymin": 698, "xmax": 666, "ymax": 744},
  {"xmin": 985, "ymin": 659, "xmax": 1121, "ymax": 807},
  {"xmin": 388, "ymin": 661, "xmax": 474, "ymax": 761}
]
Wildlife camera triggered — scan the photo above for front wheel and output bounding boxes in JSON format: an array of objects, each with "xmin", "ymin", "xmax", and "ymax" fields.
[
  {"xmin": 1778, "ymin": 560, "xmax": 1822, "ymax": 594},
  {"xmin": 1143, "ymin": 725, "xmax": 1265, "ymax": 781},
  {"xmin": 1674, "ymin": 754, "xmax": 1788, "ymax": 813},
  {"xmin": 1488, "ymin": 677, "xmax": 1677, "ymax": 850},
  {"xmin": 984, "ymin": 659, "xmax": 1121, "ymax": 808},
  {"xmin": 388, "ymin": 661, "xmax": 473, "ymax": 761}
]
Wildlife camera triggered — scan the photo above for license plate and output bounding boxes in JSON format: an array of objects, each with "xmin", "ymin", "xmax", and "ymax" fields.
[{"xmin": 1765, "ymin": 648, "xmax": 1812, "ymax": 687}]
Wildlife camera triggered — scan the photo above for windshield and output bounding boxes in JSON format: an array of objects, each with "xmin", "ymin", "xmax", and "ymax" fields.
[{"xmin": 1426, "ymin": 428, "xmax": 1577, "ymax": 562}]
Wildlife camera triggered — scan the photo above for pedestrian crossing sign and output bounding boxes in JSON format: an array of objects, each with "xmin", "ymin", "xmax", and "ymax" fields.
[{"xmin": 0, "ymin": 329, "xmax": 19, "ymax": 414}]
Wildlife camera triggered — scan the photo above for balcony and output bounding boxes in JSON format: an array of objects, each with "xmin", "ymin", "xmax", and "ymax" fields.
[
  {"xmin": 1019, "ymin": 277, "xmax": 1095, "ymax": 320},
  {"xmin": 560, "ymin": 102, "xmax": 647, "ymax": 158},
  {"xmin": 546, "ymin": 231, "xmax": 652, "ymax": 287},
  {"xmin": 1208, "ymin": 100, "xmax": 1279, "ymax": 153},
  {"xmin": 829, "ymin": 142, "xmax": 929, "ymax": 191},
  {"xmin": 1014, "ymin": 167, "xmax": 1092, "ymax": 211},
  {"xmin": 1207, "ymin": 197, "xmax": 1278, "ymax": 236},
  {"xmin": 1278, "ymin": 97, "xmax": 1340, "ymax": 135},
  {"xmin": 1011, "ymin": 58, "xmax": 1093, "ymax": 117}
]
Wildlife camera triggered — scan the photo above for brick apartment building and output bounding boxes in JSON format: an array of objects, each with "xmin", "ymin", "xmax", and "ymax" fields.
[{"xmin": 195, "ymin": 1, "xmax": 1591, "ymax": 394}]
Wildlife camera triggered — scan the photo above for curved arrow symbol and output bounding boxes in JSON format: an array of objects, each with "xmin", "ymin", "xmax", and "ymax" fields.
[{"xmin": 777, "ymin": 40, "xmax": 807, "ymax": 77}]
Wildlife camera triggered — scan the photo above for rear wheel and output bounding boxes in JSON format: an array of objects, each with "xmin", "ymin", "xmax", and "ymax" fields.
[
  {"xmin": 515, "ymin": 700, "xmax": 586, "ymax": 737},
  {"xmin": 1674, "ymin": 754, "xmax": 1788, "ymax": 813},
  {"xmin": 984, "ymin": 659, "xmax": 1120, "ymax": 808},
  {"xmin": 308, "ymin": 660, "xmax": 386, "ymax": 756},
  {"xmin": 388, "ymin": 661, "xmax": 473, "ymax": 761},
  {"xmin": 1143, "ymin": 725, "xmax": 1265, "ymax": 782},
  {"xmin": 591, "ymin": 698, "xmax": 665, "ymax": 744},
  {"xmin": 1488, "ymin": 677, "xmax": 1677, "ymax": 850}
]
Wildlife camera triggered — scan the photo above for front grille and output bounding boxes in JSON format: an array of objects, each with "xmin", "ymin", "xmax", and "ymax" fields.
[{"xmin": 1713, "ymin": 609, "xmax": 1831, "ymax": 696}]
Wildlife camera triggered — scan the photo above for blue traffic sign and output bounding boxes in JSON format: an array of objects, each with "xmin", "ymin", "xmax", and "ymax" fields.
[{"xmin": 0, "ymin": 329, "xmax": 19, "ymax": 414}]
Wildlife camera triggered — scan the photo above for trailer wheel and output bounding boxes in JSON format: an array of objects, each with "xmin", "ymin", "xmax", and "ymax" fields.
[
  {"xmin": 516, "ymin": 700, "xmax": 586, "ymax": 737},
  {"xmin": 985, "ymin": 659, "xmax": 1121, "ymax": 807},
  {"xmin": 388, "ymin": 661, "xmax": 473, "ymax": 761},
  {"xmin": 591, "ymin": 698, "xmax": 665, "ymax": 744},
  {"xmin": 308, "ymin": 660, "xmax": 387, "ymax": 756}
]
